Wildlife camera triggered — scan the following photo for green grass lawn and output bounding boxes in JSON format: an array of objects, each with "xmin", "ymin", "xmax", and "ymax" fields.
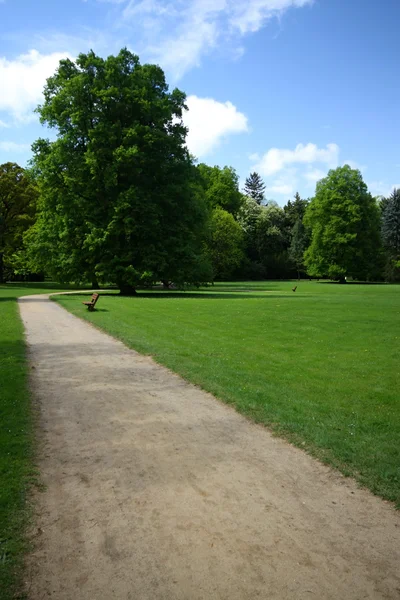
[
  {"xmin": 0, "ymin": 282, "xmax": 89, "ymax": 600},
  {"xmin": 56, "ymin": 281, "xmax": 400, "ymax": 506}
]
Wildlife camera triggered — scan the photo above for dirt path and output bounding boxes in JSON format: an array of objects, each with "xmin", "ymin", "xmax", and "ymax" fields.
[{"xmin": 19, "ymin": 294, "xmax": 400, "ymax": 600}]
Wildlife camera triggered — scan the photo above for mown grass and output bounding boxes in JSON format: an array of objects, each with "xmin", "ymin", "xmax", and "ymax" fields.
[
  {"xmin": 56, "ymin": 281, "xmax": 400, "ymax": 506},
  {"xmin": 0, "ymin": 283, "xmax": 88, "ymax": 600}
]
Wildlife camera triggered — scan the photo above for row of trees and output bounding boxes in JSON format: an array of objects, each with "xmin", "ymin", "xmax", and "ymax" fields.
[{"xmin": 1, "ymin": 49, "xmax": 399, "ymax": 289}]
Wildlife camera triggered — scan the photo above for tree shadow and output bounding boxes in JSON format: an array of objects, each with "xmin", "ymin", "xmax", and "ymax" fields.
[
  {"xmin": 317, "ymin": 281, "xmax": 389, "ymax": 286},
  {"xmin": 56, "ymin": 291, "xmax": 301, "ymax": 301}
]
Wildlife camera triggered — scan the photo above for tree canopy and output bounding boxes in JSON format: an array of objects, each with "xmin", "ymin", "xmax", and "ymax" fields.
[
  {"xmin": 0, "ymin": 163, "xmax": 38, "ymax": 283},
  {"xmin": 304, "ymin": 165, "xmax": 381, "ymax": 280},
  {"xmin": 206, "ymin": 208, "xmax": 244, "ymax": 279},
  {"xmin": 29, "ymin": 49, "xmax": 212, "ymax": 292},
  {"xmin": 197, "ymin": 164, "xmax": 243, "ymax": 216}
]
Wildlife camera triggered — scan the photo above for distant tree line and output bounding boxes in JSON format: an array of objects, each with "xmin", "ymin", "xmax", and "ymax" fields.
[{"xmin": 1, "ymin": 49, "xmax": 399, "ymax": 289}]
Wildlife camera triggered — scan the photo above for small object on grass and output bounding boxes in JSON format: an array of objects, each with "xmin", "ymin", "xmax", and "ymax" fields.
[
  {"xmin": 82, "ymin": 293, "xmax": 100, "ymax": 312},
  {"xmin": 292, "ymin": 286, "xmax": 297, "ymax": 292}
]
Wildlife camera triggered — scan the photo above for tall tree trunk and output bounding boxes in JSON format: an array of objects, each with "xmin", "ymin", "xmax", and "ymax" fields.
[
  {"xmin": 0, "ymin": 252, "xmax": 4, "ymax": 284},
  {"xmin": 91, "ymin": 276, "xmax": 99, "ymax": 289}
]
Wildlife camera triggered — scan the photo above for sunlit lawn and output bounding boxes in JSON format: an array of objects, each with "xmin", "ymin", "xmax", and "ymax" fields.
[{"xmin": 56, "ymin": 281, "xmax": 400, "ymax": 506}]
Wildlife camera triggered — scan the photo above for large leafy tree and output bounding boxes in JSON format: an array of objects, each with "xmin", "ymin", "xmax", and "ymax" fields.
[
  {"xmin": 381, "ymin": 188, "xmax": 400, "ymax": 280},
  {"xmin": 30, "ymin": 49, "xmax": 211, "ymax": 293},
  {"xmin": 244, "ymin": 172, "xmax": 266, "ymax": 205},
  {"xmin": 206, "ymin": 208, "xmax": 243, "ymax": 279},
  {"xmin": 197, "ymin": 164, "xmax": 243, "ymax": 216},
  {"xmin": 0, "ymin": 163, "xmax": 38, "ymax": 283},
  {"xmin": 304, "ymin": 165, "xmax": 381, "ymax": 280}
]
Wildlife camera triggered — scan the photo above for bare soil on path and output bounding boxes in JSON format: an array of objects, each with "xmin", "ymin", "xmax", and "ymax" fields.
[{"xmin": 19, "ymin": 294, "xmax": 400, "ymax": 600}]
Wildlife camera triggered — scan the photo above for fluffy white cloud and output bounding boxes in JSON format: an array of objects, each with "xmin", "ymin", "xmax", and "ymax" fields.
[
  {"xmin": 183, "ymin": 95, "xmax": 248, "ymax": 157},
  {"xmin": 254, "ymin": 143, "xmax": 339, "ymax": 176},
  {"xmin": 0, "ymin": 50, "xmax": 71, "ymax": 121},
  {"xmin": 263, "ymin": 168, "xmax": 297, "ymax": 197},
  {"xmin": 249, "ymin": 142, "xmax": 348, "ymax": 198},
  {"xmin": 266, "ymin": 182, "xmax": 294, "ymax": 195},
  {"xmin": 304, "ymin": 168, "xmax": 326, "ymax": 183},
  {"xmin": 367, "ymin": 181, "xmax": 400, "ymax": 198}
]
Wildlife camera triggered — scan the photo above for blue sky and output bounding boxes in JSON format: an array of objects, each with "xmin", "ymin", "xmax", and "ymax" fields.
[{"xmin": 0, "ymin": 0, "xmax": 399, "ymax": 203}]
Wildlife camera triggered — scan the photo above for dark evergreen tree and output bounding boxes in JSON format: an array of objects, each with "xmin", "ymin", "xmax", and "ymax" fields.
[
  {"xmin": 244, "ymin": 172, "xmax": 266, "ymax": 205},
  {"xmin": 284, "ymin": 192, "xmax": 309, "ymax": 229},
  {"xmin": 382, "ymin": 188, "xmax": 400, "ymax": 254},
  {"xmin": 382, "ymin": 188, "xmax": 400, "ymax": 280}
]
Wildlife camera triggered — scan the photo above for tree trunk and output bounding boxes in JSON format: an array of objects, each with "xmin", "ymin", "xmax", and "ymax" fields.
[
  {"xmin": 119, "ymin": 282, "xmax": 137, "ymax": 296},
  {"xmin": 0, "ymin": 252, "xmax": 4, "ymax": 284},
  {"xmin": 91, "ymin": 277, "xmax": 99, "ymax": 289}
]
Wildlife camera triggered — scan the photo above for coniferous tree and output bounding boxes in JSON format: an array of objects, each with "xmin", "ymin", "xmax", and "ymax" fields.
[
  {"xmin": 244, "ymin": 172, "xmax": 266, "ymax": 205},
  {"xmin": 382, "ymin": 188, "xmax": 400, "ymax": 280}
]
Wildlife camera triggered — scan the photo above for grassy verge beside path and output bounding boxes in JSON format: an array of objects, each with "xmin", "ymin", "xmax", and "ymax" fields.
[
  {"xmin": 57, "ymin": 281, "xmax": 400, "ymax": 507},
  {"xmin": 0, "ymin": 283, "xmax": 87, "ymax": 600}
]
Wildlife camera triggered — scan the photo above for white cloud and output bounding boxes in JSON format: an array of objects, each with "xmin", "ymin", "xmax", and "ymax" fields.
[
  {"xmin": 0, "ymin": 49, "xmax": 72, "ymax": 121},
  {"xmin": 115, "ymin": 0, "xmax": 314, "ymax": 78},
  {"xmin": 0, "ymin": 119, "xmax": 10, "ymax": 128},
  {"xmin": 230, "ymin": 0, "xmax": 313, "ymax": 34},
  {"xmin": 249, "ymin": 142, "xmax": 343, "ymax": 199},
  {"xmin": 254, "ymin": 143, "xmax": 339, "ymax": 176},
  {"xmin": 304, "ymin": 168, "xmax": 326, "ymax": 183},
  {"xmin": 0, "ymin": 141, "xmax": 31, "ymax": 152},
  {"xmin": 266, "ymin": 182, "xmax": 294, "ymax": 195},
  {"xmin": 183, "ymin": 95, "xmax": 248, "ymax": 157},
  {"xmin": 367, "ymin": 181, "xmax": 400, "ymax": 198},
  {"xmin": 263, "ymin": 168, "xmax": 297, "ymax": 197}
]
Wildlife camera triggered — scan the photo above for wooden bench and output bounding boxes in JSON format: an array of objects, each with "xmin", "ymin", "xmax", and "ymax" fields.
[{"xmin": 82, "ymin": 293, "xmax": 99, "ymax": 312}]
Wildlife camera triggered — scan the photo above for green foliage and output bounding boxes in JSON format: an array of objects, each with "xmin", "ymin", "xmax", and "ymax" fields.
[
  {"xmin": 0, "ymin": 163, "xmax": 38, "ymax": 283},
  {"xmin": 30, "ymin": 49, "xmax": 211, "ymax": 292},
  {"xmin": 284, "ymin": 191, "xmax": 309, "ymax": 230},
  {"xmin": 304, "ymin": 165, "xmax": 382, "ymax": 280},
  {"xmin": 256, "ymin": 204, "xmax": 289, "ymax": 277},
  {"xmin": 197, "ymin": 163, "xmax": 243, "ymax": 216},
  {"xmin": 237, "ymin": 198, "xmax": 292, "ymax": 278},
  {"xmin": 57, "ymin": 281, "xmax": 400, "ymax": 506},
  {"xmin": 237, "ymin": 196, "xmax": 263, "ymax": 261},
  {"xmin": 244, "ymin": 171, "xmax": 266, "ymax": 205},
  {"xmin": 289, "ymin": 218, "xmax": 307, "ymax": 277},
  {"xmin": 381, "ymin": 188, "xmax": 400, "ymax": 281},
  {"xmin": 206, "ymin": 208, "xmax": 244, "ymax": 279}
]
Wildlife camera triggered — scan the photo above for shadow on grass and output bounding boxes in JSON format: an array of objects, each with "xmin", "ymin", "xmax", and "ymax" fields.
[
  {"xmin": 55, "ymin": 291, "xmax": 302, "ymax": 301},
  {"xmin": 317, "ymin": 281, "xmax": 391, "ymax": 286}
]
